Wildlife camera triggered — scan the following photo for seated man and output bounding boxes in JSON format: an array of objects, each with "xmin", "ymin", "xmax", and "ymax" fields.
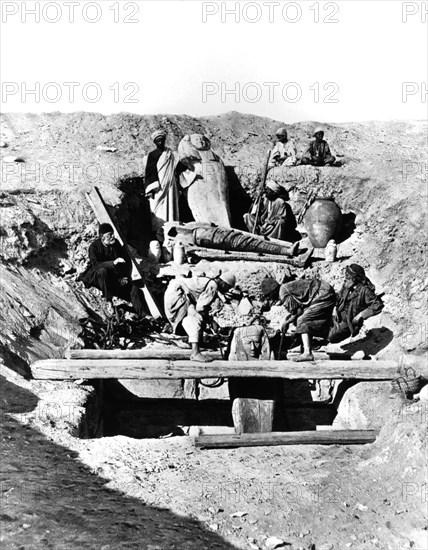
[
  {"xmin": 268, "ymin": 127, "xmax": 297, "ymax": 168},
  {"xmin": 261, "ymin": 276, "xmax": 336, "ymax": 361},
  {"xmin": 301, "ymin": 127, "xmax": 336, "ymax": 166},
  {"xmin": 328, "ymin": 264, "xmax": 384, "ymax": 343},
  {"xmin": 80, "ymin": 223, "xmax": 148, "ymax": 317},
  {"xmin": 243, "ymin": 180, "xmax": 299, "ymax": 242}
]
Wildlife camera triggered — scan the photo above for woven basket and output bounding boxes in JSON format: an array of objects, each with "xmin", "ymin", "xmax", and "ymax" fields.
[{"xmin": 391, "ymin": 366, "xmax": 425, "ymax": 396}]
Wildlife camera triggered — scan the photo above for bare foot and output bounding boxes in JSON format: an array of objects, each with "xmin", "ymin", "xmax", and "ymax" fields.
[
  {"xmin": 291, "ymin": 353, "xmax": 314, "ymax": 362},
  {"xmin": 190, "ymin": 353, "xmax": 213, "ymax": 363}
]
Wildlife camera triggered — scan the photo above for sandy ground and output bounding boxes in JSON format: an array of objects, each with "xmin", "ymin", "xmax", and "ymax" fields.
[{"xmin": 1, "ymin": 364, "xmax": 427, "ymax": 550}]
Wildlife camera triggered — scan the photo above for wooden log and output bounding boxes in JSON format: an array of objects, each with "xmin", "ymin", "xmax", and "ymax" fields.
[
  {"xmin": 68, "ymin": 348, "xmax": 222, "ymax": 360},
  {"xmin": 232, "ymin": 398, "xmax": 275, "ymax": 433},
  {"xmin": 30, "ymin": 359, "xmax": 399, "ymax": 381},
  {"xmin": 194, "ymin": 430, "xmax": 379, "ymax": 449},
  {"xmin": 187, "ymin": 246, "xmax": 313, "ymax": 268},
  {"xmin": 86, "ymin": 187, "xmax": 162, "ymax": 319}
]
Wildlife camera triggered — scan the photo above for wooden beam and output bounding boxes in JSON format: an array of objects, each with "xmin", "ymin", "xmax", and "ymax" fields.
[
  {"xmin": 30, "ymin": 359, "xmax": 399, "ymax": 381},
  {"xmin": 68, "ymin": 349, "xmax": 222, "ymax": 360},
  {"xmin": 187, "ymin": 247, "xmax": 313, "ymax": 268},
  {"xmin": 194, "ymin": 430, "xmax": 379, "ymax": 449},
  {"xmin": 86, "ymin": 187, "xmax": 162, "ymax": 319},
  {"xmin": 232, "ymin": 398, "xmax": 276, "ymax": 434}
]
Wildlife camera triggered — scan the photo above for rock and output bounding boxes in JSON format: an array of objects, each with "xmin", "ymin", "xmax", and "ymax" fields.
[
  {"xmin": 265, "ymin": 536, "xmax": 286, "ymax": 549},
  {"xmin": 0, "ymin": 141, "xmax": 8, "ymax": 147},
  {"xmin": 333, "ymin": 381, "xmax": 402, "ymax": 429},
  {"xmin": 3, "ymin": 155, "xmax": 25, "ymax": 163},
  {"xmin": 96, "ymin": 145, "xmax": 117, "ymax": 152},
  {"xmin": 230, "ymin": 511, "xmax": 248, "ymax": 518},
  {"xmin": 415, "ymin": 383, "xmax": 428, "ymax": 402}
]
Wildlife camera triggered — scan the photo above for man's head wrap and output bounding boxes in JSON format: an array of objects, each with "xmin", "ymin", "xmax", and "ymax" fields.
[
  {"xmin": 99, "ymin": 223, "xmax": 114, "ymax": 235},
  {"xmin": 313, "ymin": 127, "xmax": 324, "ymax": 137},
  {"xmin": 275, "ymin": 127, "xmax": 288, "ymax": 137},
  {"xmin": 261, "ymin": 277, "xmax": 279, "ymax": 296},
  {"xmin": 219, "ymin": 272, "xmax": 236, "ymax": 288},
  {"xmin": 266, "ymin": 180, "xmax": 283, "ymax": 194},
  {"xmin": 151, "ymin": 129, "xmax": 166, "ymax": 142},
  {"xmin": 345, "ymin": 264, "xmax": 376, "ymax": 291},
  {"xmin": 345, "ymin": 264, "xmax": 366, "ymax": 283}
]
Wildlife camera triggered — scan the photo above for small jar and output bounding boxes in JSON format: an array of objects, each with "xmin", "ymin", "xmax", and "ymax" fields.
[
  {"xmin": 325, "ymin": 239, "xmax": 337, "ymax": 262},
  {"xmin": 173, "ymin": 241, "xmax": 186, "ymax": 265},
  {"xmin": 149, "ymin": 240, "xmax": 162, "ymax": 263}
]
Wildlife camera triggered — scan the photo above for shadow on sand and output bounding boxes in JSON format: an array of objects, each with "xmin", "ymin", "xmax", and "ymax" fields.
[{"xmin": 0, "ymin": 375, "xmax": 238, "ymax": 549}]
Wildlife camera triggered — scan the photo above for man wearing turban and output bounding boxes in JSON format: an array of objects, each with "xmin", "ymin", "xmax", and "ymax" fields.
[
  {"xmin": 260, "ymin": 276, "xmax": 336, "ymax": 361},
  {"xmin": 144, "ymin": 130, "xmax": 188, "ymax": 242},
  {"xmin": 164, "ymin": 272, "xmax": 236, "ymax": 362},
  {"xmin": 301, "ymin": 127, "xmax": 336, "ymax": 166},
  {"xmin": 243, "ymin": 180, "xmax": 299, "ymax": 242},
  {"xmin": 268, "ymin": 127, "xmax": 297, "ymax": 169},
  {"xmin": 328, "ymin": 264, "xmax": 384, "ymax": 343}
]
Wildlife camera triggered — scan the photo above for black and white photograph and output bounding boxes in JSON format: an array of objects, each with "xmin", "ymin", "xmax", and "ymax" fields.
[{"xmin": 0, "ymin": 1, "xmax": 427, "ymax": 548}]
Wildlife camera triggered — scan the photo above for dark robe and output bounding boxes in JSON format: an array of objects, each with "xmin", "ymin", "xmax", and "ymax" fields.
[
  {"xmin": 244, "ymin": 196, "xmax": 299, "ymax": 241},
  {"xmin": 80, "ymin": 238, "xmax": 147, "ymax": 317},
  {"xmin": 279, "ymin": 279, "xmax": 336, "ymax": 338},
  {"xmin": 144, "ymin": 149, "xmax": 163, "ymax": 192},
  {"xmin": 328, "ymin": 281, "xmax": 384, "ymax": 343},
  {"xmin": 145, "ymin": 148, "xmax": 191, "ymax": 222}
]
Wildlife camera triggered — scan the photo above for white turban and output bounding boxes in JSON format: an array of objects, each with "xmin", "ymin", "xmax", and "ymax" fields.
[
  {"xmin": 151, "ymin": 129, "xmax": 166, "ymax": 142},
  {"xmin": 266, "ymin": 180, "xmax": 282, "ymax": 194}
]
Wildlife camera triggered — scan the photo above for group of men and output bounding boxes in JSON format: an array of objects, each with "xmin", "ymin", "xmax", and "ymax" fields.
[
  {"xmin": 243, "ymin": 126, "xmax": 336, "ymax": 242},
  {"xmin": 78, "ymin": 125, "xmax": 384, "ymax": 362},
  {"xmin": 80, "ymin": 218, "xmax": 383, "ymax": 362},
  {"xmin": 269, "ymin": 126, "xmax": 336, "ymax": 168}
]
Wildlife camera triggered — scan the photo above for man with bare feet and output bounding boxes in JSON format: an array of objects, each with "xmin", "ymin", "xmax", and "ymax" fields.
[{"xmin": 164, "ymin": 271, "xmax": 236, "ymax": 362}]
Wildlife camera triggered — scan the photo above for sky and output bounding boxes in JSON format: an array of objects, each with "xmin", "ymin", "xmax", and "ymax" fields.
[{"xmin": 1, "ymin": 0, "xmax": 427, "ymax": 123}]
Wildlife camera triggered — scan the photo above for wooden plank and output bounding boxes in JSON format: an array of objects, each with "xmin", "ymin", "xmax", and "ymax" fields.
[
  {"xmin": 232, "ymin": 398, "xmax": 275, "ymax": 434},
  {"xmin": 68, "ymin": 349, "xmax": 222, "ymax": 360},
  {"xmin": 194, "ymin": 430, "xmax": 379, "ymax": 449},
  {"xmin": 187, "ymin": 246, "xmax": 313, "ymax": 268},
  {"xmin": 86, "ymin": 187, "xmax": 162, "ymax": 319},
  {"xmin": 30, "ymin": 359, "xmax": 399, "ymax": 381}
]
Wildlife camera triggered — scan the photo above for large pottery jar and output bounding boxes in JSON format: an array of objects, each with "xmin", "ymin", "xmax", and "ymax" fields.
[{"xmin": 304, "ymin": 197, "xmax": 342, "ymax": 248}]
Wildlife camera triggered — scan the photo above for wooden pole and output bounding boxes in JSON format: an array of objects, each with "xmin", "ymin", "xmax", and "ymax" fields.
[
  {"xmin": 187, "ymin": 247, "xmax": 312, "ymax": 268},
  {"xmin": 194, "ymin": 430, "xmax": 379, "ymax": 449},
  {"xmin": 252, "ymin": 148, "xmax": 272, "ymax": 234},
  {"xmin": 68, "ymin": 349, "xmax": 222, "ymax": 360},
  {"xmin": 30, "ymin": 358, "xmax": 399, "ymax": 381}
]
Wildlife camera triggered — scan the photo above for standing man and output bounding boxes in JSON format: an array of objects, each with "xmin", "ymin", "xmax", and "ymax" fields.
[
  {"xmin": 164, "ymin": 272, "xmax": 236, "ymax": 362},
  {"xmin": 144, "ymin": 130, "xmax": 186, "ymax": 242},
  {"xmin": 301, "ymin": 127, "xmax": 336, "ymax": 166},
  {"xmin": 80, "ymin": 223, "xmax": 148, "ymax": 317}
]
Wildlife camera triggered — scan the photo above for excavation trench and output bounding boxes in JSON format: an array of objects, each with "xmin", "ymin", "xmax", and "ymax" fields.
[{"xmin": 69, "ymin": 376, "xmax": 340, "ymax": 440}]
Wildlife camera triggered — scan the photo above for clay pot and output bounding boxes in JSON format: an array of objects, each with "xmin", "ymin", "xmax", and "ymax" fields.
[{"xmin": 304, "ymin": 197, "xmax": 342, "ymax": 248}]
